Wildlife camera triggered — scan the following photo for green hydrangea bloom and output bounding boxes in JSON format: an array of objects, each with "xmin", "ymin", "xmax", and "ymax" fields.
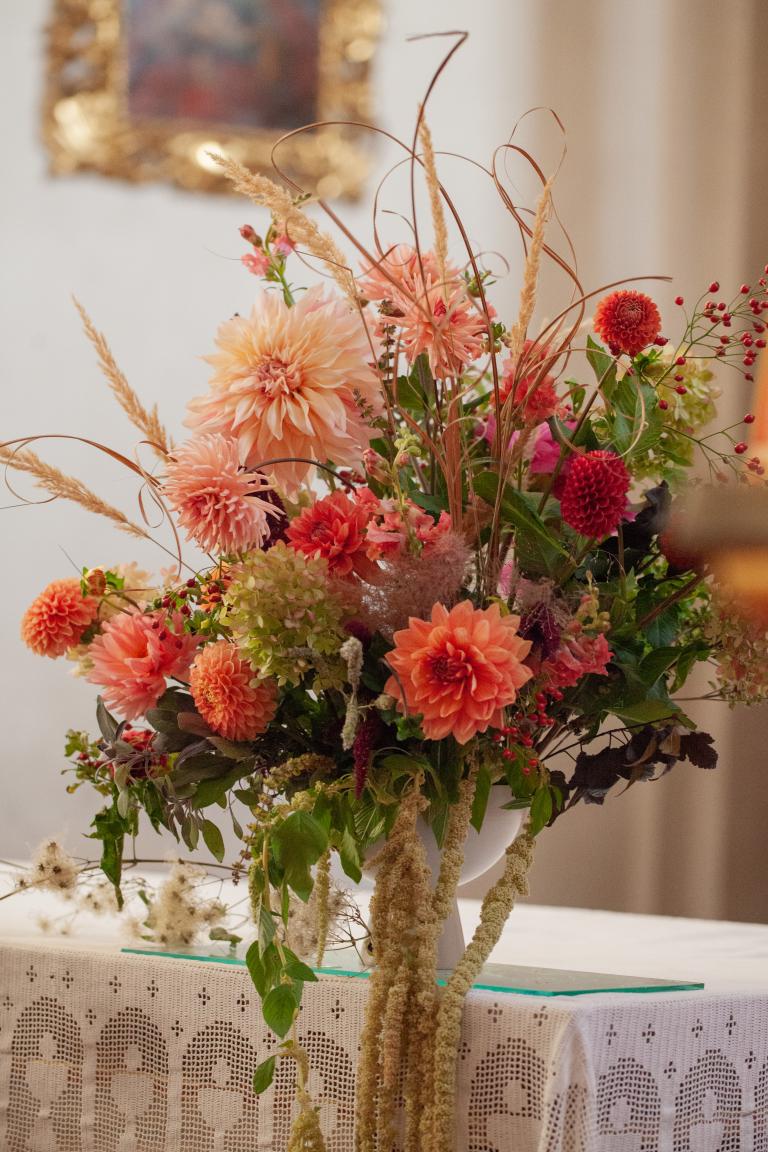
[
  {"xmin": 636, "ymin": 356, "xmax": 720, "ymax": 482},
  {"xmin": 223, "ymin": 542, "xmax": 347, "ymax": 686}
]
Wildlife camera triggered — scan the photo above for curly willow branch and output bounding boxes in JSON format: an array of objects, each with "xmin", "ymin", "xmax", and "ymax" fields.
[{"xmin": 426, "ymin": 831, "xmax": 535, "ymax": 1152}]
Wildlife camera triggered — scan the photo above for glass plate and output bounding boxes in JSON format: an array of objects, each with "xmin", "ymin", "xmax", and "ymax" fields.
[{"xmin": 122, "ymin": 947, "xmax": 703, "ymax": 996}]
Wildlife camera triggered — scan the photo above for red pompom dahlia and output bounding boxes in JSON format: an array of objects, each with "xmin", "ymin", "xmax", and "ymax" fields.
[
  {"xmin": 594, "ymin": 290, "xmax": 661, "ymax": 357},
  {"xmin": 560, "ymin": 450, "xmax": 630, "ymax": 539}
]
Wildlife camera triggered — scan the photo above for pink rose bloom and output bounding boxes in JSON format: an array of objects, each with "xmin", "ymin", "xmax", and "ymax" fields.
[{"xmin": 87, "ymin": 610, "xmax": 199, "ymax": 720}]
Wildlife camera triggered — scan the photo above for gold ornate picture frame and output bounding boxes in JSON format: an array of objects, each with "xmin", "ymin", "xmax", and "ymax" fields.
[{"xmin": 43, "ymin": 0, "xmax": 381, "ymax": 199}]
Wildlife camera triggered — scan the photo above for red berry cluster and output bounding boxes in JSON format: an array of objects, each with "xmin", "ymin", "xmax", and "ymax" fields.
[
  {"xmin": 673, "ymin": 267, "xmax": 768, "ymax": 385},
  {"xmin": 492, "ymin": 690, "xmax": 562, "ymax": 775}
]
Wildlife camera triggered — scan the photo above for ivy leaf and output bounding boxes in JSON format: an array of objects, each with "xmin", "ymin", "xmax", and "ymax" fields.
[
  {"xmin": 262, "ymin": 984, "xmax": 298, "ymax": 1039},
  {"xmin": 253, "ymin": 1056, "xmax": 276, "ymax": 1095},
  {"xmin": 201, "ymin": 819, "xmax": 225, "ymax": 863}
]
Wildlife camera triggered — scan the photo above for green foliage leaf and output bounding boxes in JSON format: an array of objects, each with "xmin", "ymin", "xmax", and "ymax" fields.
[
  {"xmin": 470, "ymin": 765, "xmax": 492, "ymax": 833},
  {"xmin": 528, "ymin": 787, "xmax": 553, "ymax": 836},
  {"xmin": 192, "ymin": 765, "xmax": 250, "ymax": 810},
  {"xmin": 262, "ymin": 984, "xmax": 298, "ymax": 1038},
  {"xmin": 272, "ymin": 812, "xmax": 329, "ymax": 900},
  {"xmin": 96, "ymin": 697, "xmax": 119, "ymax": 743},
  {"xmin": 473, "ymin": 472, "xmax": 568, "ymax": 576},
  {"xmin": 201, "ymin": 819, "xmax": 225, "ymax": 863},
  {"xmin": 586, "ymin": 335, "xmax": 617, "ymax": 392},
  {"xmin": 613, "ymin": 699, "xmax": 679, "ymax": 725},
  {"xmin": 283, "ymin": 957, "xmax": 318, "ymax": 983},
  {"xmin": 253, "ymin": 1056, "xmax": 276, "ymax": 1095}
]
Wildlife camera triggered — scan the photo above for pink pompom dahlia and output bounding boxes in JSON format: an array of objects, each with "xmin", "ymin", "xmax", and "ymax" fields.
[
  {"xmin": 593, "ymin": 290, "xmax": 661, "ymax": 357},
  {"xmin": 21, "ymin": 578, "xmax": 98, "ymax": 658},
  {"xmin": 186, "ymin": 287, "xmax": 382, "ymax": 494},
  {"xmin": 384, "ymin": 600, "xmax": 533, "ymax": 744},
  {"xmin": 163, "ymin": 434, "xmax": 277, "ymax": 554},
  {"xmin": 190, "ymin": 641, "xmax": 277, "ymax": 742},
  {"xmin": 559, "ymin": 450, "xmax": 631, "ymax": 539},
  {"xmin": 87, "ymin": 610, "xmax": 199, "ymax": 720}
]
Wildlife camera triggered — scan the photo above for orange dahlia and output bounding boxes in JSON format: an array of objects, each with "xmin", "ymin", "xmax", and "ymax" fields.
[
  {"xmin": 190, "ymin": 641, "xmax": 277, "ymax": 741},
  {"xmin": 21, "ymin": 578, "xmax": 99, "ymax": 658},
  {"xmin": 593, "ymin": 290, "xmax": 661, "ymax": 357},
  {"xmin": 185, "ymin": 287, "xmax": 382, "ymax": 494},
  {"xmin": 384, "ymin": 600, "xmax": 533, "ymax": 744},
  {"xmin": 286, "ymin": 491, "xmax": 378, "ymax": 579}
]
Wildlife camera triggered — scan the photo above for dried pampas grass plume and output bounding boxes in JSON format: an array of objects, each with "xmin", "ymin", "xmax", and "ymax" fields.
[
  {"xmin": 0, "ymin": 443, "xmax": 150, "ymax": 540},
  {"xmin": 504, "ymin": 178, "xmax": 553, "ymax": 363},
  {"xmin": 73, "ymin": 299, "xmax": 171, "ymax": 459},
  {"xmin": 418, "ymin": 119, "xmax": 449, "ymax": 286},
  {"xmin": 211, "ymin": 153, "xmax": 358, "ymax": 302}
]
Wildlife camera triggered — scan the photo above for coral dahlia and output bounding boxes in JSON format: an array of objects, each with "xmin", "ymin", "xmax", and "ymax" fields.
[
  {"xmin": 500, "ymin": 342, "xmax": 559, "ymax": 425},
  {"xmin": 384, "ymin": 600, "xmax": 533, "ymax": 744},
  {"xmin": 190, "ymin": 641, "xmax": 277, "ymax": 741},
  {"xmin": 163, "ymin": 433, "xmax": 277, "ymax": 554},
  {"xmin": 286, "ymin": 490, "xmax": 378, "ymax": 579},
  {"xmin": 21, "ymin": 578, "xmax": 98, "ymax": 658},
  {"xmin": 593, "ymin": 290, "xmax": 661, "ymax": 357},
  {"xmin": 186, "ymin": 287, "xmax": 382, "ymax": 494},
  {"xmin": 559, "ymin": 450, "xmax": 631, "ymax": 539},
  {"xmin": 87, "ymin": 610, "xmax": 199, "ymax": 720}
]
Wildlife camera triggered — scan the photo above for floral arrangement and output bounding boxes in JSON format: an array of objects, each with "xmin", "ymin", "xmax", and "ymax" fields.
[{"xmin": 5, "ymin": 42, "xmax": 767, "ymax": 1152}]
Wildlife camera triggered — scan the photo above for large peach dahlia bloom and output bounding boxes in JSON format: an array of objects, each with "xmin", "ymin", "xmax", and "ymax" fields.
[
  {"xmin": 384, "ymin": 600, "xmax": 533, "ymax": 744},
  {"xmin": 163, "ymin": 433, "xmax": 277, "ymax": 554},
  {"xmin": 186, "ymin": 287, "xmax": 382, "ymax": 493},
  {"xmin": 190, "ymin": 641, "xmax": 277, "ymax": 741}
]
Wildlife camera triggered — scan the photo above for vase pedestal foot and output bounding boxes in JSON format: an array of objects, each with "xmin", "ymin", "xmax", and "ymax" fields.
[{"xmin": 436, "ymin": 898, "xmax": 465, "ymax": 970}]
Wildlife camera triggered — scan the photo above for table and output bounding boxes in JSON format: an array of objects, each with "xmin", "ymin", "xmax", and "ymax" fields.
[{"xmin": 1, "ymin": 889, "xmax": 767, "ymax": 1151}]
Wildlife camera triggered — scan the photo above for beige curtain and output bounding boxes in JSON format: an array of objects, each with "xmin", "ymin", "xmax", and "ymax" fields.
[{"xmin": 468, "ymin": 0, "xmax": 768, "ymax": 923}]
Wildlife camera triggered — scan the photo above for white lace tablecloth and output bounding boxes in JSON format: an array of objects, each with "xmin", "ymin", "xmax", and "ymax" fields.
[{"xmin": 1, "ymin": 892, "xmax": 767, "ymax": 1151}]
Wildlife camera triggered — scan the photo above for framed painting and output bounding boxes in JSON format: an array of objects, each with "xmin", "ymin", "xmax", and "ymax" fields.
[{"xmin": 43, "ymin": 0, "xmax": 381, "ymax": 199}]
